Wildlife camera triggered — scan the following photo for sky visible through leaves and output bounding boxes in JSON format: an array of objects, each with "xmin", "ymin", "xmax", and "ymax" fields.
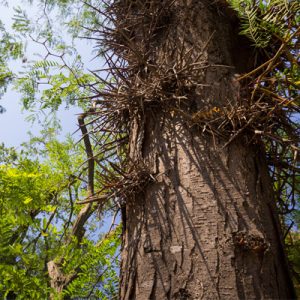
[{"xmin": 0, "ymin": 0, "xmax": 94, "ymax": 147}]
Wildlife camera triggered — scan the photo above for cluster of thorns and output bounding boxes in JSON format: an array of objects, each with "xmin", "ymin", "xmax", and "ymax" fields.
[{"xmin": 79, "ymin": 0, "xmax": 299, "ymax": 222}]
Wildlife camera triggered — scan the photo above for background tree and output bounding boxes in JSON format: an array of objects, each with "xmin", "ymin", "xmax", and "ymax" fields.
[
  {"xmin": 0, "ymin": 1, "xmax": 122, "ymax": 298},
  {"xmin": 0, "ymin": 133, "xmax": 120, "ymax": 299}
]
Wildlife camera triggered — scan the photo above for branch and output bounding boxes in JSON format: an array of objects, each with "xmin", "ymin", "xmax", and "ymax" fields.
[
  {"xmin": 71, "ymin": 109, "xmax": 95, "ymax": 242},
  {"xmin": 47, "ymin": 109, "xmax": 97, "ymax": 296}
]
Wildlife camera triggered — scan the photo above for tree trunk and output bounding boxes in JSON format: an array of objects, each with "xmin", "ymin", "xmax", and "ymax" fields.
[{"xmin": 119, "ymin": 1, "xmax": 295, "ymax": 299}]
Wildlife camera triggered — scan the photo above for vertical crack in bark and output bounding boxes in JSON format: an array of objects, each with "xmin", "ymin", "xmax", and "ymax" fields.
[
  {"xmin": 149, "ymin": 270, "xmax": 157, "ymax": 300},
  {"xmin": 179, "ymin": 241, "xmax": 184, "ymax": 269},
  {"xmin": 215, "ymin": 233, "xmax": 221, "ymax": 298},
  {"xmin": 274, "ymin": 262, "xmax": 280, "ymax": 298}
]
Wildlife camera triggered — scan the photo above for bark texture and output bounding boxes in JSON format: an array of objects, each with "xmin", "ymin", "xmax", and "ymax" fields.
[{"xmin": 120, "ymin": 1, "xmax": 295, "ymax": 299}]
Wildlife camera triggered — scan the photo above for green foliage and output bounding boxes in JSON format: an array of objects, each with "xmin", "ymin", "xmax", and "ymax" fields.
[
  {"xmin": 228, "ymin": 0, "xmax": 300, "ymax": 48},
  {"xmin": 16, "ymin": 60, "xmax": 97, "ymax": 114},
  {"xmin": 0, "ymin": 1, "xmax": 120, "ymax": 298},
  {"xmin": 0, "ymin": 146, "xmax": 60, "ymax": 298},
  {"xmin": 0, "ymin": 137, "xmax": 120, "ymax": 299},
  {"xmin": 286, "ymin": 232, "xmax": 300, "ymax": 296},
  {"xmin": 4, "ymin": 0, "xmax": 104, "ymax": 126},
  {"xmin": 0, "ymin": 20, "xmax": 24, "ymax": 112},
  {"xmin": 12, "ymin": 6, "xmax": 31, "ymax": 34},
  {"xmin": 64, "ymin": 227, "xmax": 120, "ymax": 299}
]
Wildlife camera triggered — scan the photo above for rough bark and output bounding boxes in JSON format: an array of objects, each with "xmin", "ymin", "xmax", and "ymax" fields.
[{"xmin": 120, "ymin": 1, "xmax": 295, "ymax": 299}]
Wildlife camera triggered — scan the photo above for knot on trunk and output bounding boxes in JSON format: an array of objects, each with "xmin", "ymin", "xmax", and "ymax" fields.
[{"xmin": 233, "ymin": 231, "xmax": 269, "ymax": 253}]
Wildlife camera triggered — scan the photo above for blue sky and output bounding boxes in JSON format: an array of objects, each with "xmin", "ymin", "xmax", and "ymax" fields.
[{"xmin": 0, "ymin": 1, "xmax": 94, "ymax": 147}]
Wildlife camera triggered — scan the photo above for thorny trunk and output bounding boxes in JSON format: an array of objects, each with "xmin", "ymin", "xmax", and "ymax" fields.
[{"xmin": 120, "ymin": 1, "xmax": 295, "ymax": 299}]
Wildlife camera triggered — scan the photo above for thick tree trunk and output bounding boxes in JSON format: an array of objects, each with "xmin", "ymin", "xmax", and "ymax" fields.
[{"xmin": 119, "ymin": 1, "xmax": 295, "ymax": 299}]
